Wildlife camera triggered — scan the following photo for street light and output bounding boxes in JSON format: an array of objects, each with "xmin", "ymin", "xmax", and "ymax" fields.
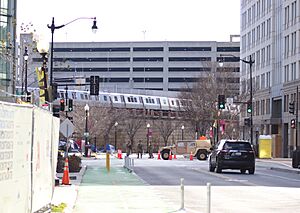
[
  {"xmin": 181, "ymin": 125, "xmax": 184, "ymax": 140},
  {"xmin": 47, "ymin": 17, "xmax": 98, "ymax": 91},
  {"xmin": 220, "ymin": 54, "xmax": 255, "ymax": 146},
  {"xmin": 84, "ymin": 104, "xmax": 90, "ymax": 156},
  {"xmin": 23, "ymin": 47, "xmax": 29, "ymax": 99},
  {"xmin": 37, "ymin": 38, "xmax": 50, "ymax": 103},
  {"xmin": 147, "ymin": 123, "xmax": 150, "ymax": 152},
  {"xmin": 114, "ymin": 122, "xmax": 118, "ymax": 149}
]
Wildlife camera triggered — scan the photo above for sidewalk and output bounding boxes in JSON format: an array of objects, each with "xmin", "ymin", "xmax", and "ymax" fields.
[{"xmin": 256, "ymin": 157, "xmax": 300, "ymax": 174}]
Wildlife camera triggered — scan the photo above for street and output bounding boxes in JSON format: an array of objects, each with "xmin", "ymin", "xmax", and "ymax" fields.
[{"xmin": 74, "ymin": 156, "xmax": 300, "ymax": 213}]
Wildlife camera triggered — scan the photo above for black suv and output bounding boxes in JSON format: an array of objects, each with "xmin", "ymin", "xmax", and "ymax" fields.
[{"xmin": 209, "ymin": 139, "xmax": 255, "ymax": 174}]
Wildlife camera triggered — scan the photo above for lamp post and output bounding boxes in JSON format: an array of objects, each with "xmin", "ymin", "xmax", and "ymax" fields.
[
  {"xmin": 37, "ymin": 38, "xmax": 50, "ymax": 103},
  {"xmin": 114, "ymin": 122, "xmax": 118, "ymax": 149},
  {"xmin": 84, "ymin": 104, "xmax": 90, "ymax": 156},
  {"xmin": 181, "ymin": 125, "xmax": 184, "ymax": 140},
  {"xmin": 47, "ymin": 17, "xmax": 98, "ymax": 89},
  {"xmin": 147, "ymin": 123, "xmax": 150, "ymax": 153},
  {"xmin": 220, "ymin": 54, "xmax": 255, "ymax": 146}
]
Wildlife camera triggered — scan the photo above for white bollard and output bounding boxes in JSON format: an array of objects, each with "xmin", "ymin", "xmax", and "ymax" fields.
[
  {"xmin": 180, "ymin": 178, "xmax": 184, "ymax": 210},
  {"xmin": 207, "ymin": 182, "xmax": 211, "ymax": 213}
]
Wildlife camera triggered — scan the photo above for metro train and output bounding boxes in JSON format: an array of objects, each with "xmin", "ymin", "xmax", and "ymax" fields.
[{"xmin": 57, "ymin": 89, "xmax": 187, "ymax": 112}]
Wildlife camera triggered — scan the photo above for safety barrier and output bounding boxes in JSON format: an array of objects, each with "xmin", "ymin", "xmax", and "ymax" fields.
[
  {"xmin": 0, "ymin": 101, "xmax": 60, "ymax": 212},
  {"xmin": 123, "ymin": 156, "xmax": 134, "ymax": 172}
]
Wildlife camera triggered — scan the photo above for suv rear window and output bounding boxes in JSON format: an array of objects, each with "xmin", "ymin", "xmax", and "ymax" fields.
[{"xmin": 223, "ymin": 142, "xmax": 252, "ymax": 151}]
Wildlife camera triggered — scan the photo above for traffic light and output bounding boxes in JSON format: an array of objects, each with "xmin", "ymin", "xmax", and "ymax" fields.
[
  {"xmin": 289, "ymin": 102, "xmax": 295, "ymax": 114},
  {"xmin": 68, "ymin": 99, "xmax": 73, "ymax": 112},
  {"xmin": 291, "ymin": 119, "xmax": 296, "ymax": 129},
  {"xmin": 218, "ymin": 95, "xmax": 225, "ymax": 109},
  {"xmin": 26, "ymin": 91, "xmax": 31, "ymax": 103},
  {"xmin": 247, "ymin": 101, "xmax": 252, "ymax": 113},
  {"xmin": 90, "ymin": 75, "xmax": 100, "ymax": 95},
  {"xmin": 53, "ymin": 105, "xmax": 60, "ymax": 118},
  {"xmin": 52, "ymin": 83, "xmax": 58, "ymax": 100},
  {"xmin": 244, "ymin": 118, "xmax": 251, "ymax": 126},
  {"xmin": 60, "ymin": 99, "xmax": 65, "ymax": 111}
]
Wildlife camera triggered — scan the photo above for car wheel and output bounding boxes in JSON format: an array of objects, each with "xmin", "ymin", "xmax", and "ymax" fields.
[
  {"xmin": 209, "ymin": 160, "xmax": 215, "ymax": 172},
  {"xmin": 197, "ymin": 151, "xmax": 207, "ymax": 160},
  {"xmin": 161, "ymin": 150, "xmax": 169, "ymax": 160},
  {"xmin": 240, "ymin": 169, "xmax": 246, "ymax": 174},
  {"xmin": 248, "ymin": 167, "xmax": 255, "ymax": 174},
  {"xmin": 216, "ymin": 160, "xmax": 222, "ymax": 173}
]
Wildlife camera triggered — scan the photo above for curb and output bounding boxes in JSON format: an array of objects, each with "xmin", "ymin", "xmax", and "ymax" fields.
[{"xmin": 270, "ymin": 167, "xmax": 300, "ymax": 174}]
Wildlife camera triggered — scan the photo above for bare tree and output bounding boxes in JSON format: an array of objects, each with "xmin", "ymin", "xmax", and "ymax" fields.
[
  {"xmin": 123, "ymin": 110, "xmax": 144, "ymax": 152},
  {"xmin": 179, "ymin": 65, "xmax": 241, "ymax": 141},
  {"xmin": 153, "ymin": 119, "xmax": 179, "ymax": 146}
]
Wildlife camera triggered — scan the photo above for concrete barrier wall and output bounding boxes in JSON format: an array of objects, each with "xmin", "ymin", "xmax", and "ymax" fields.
[{"xmin": 0, "ymin": 102, "xmax": 59, "ymax": 213}]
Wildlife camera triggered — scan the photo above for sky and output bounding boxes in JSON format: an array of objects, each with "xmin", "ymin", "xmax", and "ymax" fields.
[{"xmin": 17, "ymin": 0, "xmax": 240, "ymax": 43}]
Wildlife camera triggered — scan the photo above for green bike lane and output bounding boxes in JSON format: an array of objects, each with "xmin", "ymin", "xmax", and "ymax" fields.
[{"xmin": 73, "ymin": 159, "xmax": 177, "ymax": 213}]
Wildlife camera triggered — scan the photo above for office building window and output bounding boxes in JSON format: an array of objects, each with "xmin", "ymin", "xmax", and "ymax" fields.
[{"xmin": 266, "ymin": 98, "xmax": 270, "ymax": 114}]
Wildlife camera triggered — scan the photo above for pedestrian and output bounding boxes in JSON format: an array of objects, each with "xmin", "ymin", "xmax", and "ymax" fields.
[
  {"xmin": 137, "ymin": 141, "xmax": 143, "ymax": 159},
  {"xmin": 148, "ymin": 143, "xmax": 154, "ymax": 159},
  {"xmin": 126, "ymin": 141, "xmax": 132, "ymax": 157}
]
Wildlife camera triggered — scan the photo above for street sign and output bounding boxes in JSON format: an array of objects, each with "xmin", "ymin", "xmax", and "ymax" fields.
[{"xmin": 60, "ymin": 118, "xmax": 75, "ymax": 138}]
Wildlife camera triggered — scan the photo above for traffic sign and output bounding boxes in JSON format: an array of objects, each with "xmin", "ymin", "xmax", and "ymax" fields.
[{"xmin": 60, "ymin": 118, "xmax": 75, "ymax": 138}]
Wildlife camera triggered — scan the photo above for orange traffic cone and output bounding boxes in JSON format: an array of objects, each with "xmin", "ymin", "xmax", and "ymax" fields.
[
  {"xmin": 62, "ymin": 158, "xmax": 70, "ymax": 185},
  {"xmin": 157, "ymin": 151, "xmax": 161, "ymax": 160},
  {"xmin": 169, "ymin": 150, "xmax": 172, "ymax": 160},
  {"xmin": 117, "ymin": 149, "xmax": 122, "ymax": 159},
  {"xmin": 189, "ymin": 152, "xmax": 193, "ymax": 161}
]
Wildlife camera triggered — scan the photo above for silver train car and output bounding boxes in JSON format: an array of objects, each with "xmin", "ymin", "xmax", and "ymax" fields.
[{"xmin": 57, "ymin": 89, "xmax": 185, "ymax": 112}]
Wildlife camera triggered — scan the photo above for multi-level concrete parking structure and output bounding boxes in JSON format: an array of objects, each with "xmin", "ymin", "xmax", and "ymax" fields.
[
  {"xmin": 23, "ymin": 34, "xmax": 240, "ymax": 96},
  {"xmin": 240, "ymin": 0, "xmax": 300, "ymax": 157}
]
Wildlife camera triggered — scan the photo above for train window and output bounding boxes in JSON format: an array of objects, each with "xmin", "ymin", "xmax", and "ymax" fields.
[
  {"xmin": 171, "ymin": 100, "xmax": 174, "ymax": 105},
  {"xmin": 146, "ymin": 99, "xmax": 149, "ymax": 103},
  {"xmin": 163, "ymin": 99, "xmax": 167, "ymax": 105},
  {"xmin": 156, "ymin": 98, "xmax": 160, "ymax": 105},
  {"xmin": 72, "ymin": 92, "xmax": 76, "ymax": 99},
  {"xmin": 127, "ymin": 97, "xmax": 131, "ymax": 102},
  {"xmin": 104, "ymin": 96, "xmax": 107, "ymax": 101},
  {"xmin": 151, "ymin": 99, "xmax": 155, "ymax": 104},
  {"xmin": 139, "ymin": 97, "xmax": 143, "ymax": 103},
  {"xmin": 176, "ymin": 100, "xmax": 179, "ymax": 106},
  {"xmin": 134, "ymin": 97, "xmax": 137, "ymax": 102},
  {"xmin": 121, "ymin": 96, "xmax": 125, "ymax": 102},
  {"xmin": 80, "ymin": 94, "xmax": 84, "ymax": 99},
  {"xmin": 84, "ymin": 94, "xmax": 89, "ymax": 100},
  {"xmin": 114, "ymin": 96, "xmax": 118, "ymax": 101}
]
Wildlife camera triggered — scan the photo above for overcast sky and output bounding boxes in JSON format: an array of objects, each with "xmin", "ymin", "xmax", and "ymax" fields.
[{"xmin": 17, "ymin": 0, "xmax": 240, "ymax": 43}]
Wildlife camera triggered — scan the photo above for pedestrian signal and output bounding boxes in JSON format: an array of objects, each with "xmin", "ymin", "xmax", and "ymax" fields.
[{"xmin": 291, "ymin": 119, "xmax": 296, "ymax": 129}]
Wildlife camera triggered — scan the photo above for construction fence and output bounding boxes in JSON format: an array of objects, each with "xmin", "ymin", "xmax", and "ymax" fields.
[{"xmin": 0, "ymin": 101, "xmax": 60, "ymax": 213}]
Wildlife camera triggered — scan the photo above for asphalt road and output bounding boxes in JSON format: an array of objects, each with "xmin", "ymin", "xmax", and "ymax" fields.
[{"xmin": 133, "ymin": 159, "xmax": 300, "ymax": 187}]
